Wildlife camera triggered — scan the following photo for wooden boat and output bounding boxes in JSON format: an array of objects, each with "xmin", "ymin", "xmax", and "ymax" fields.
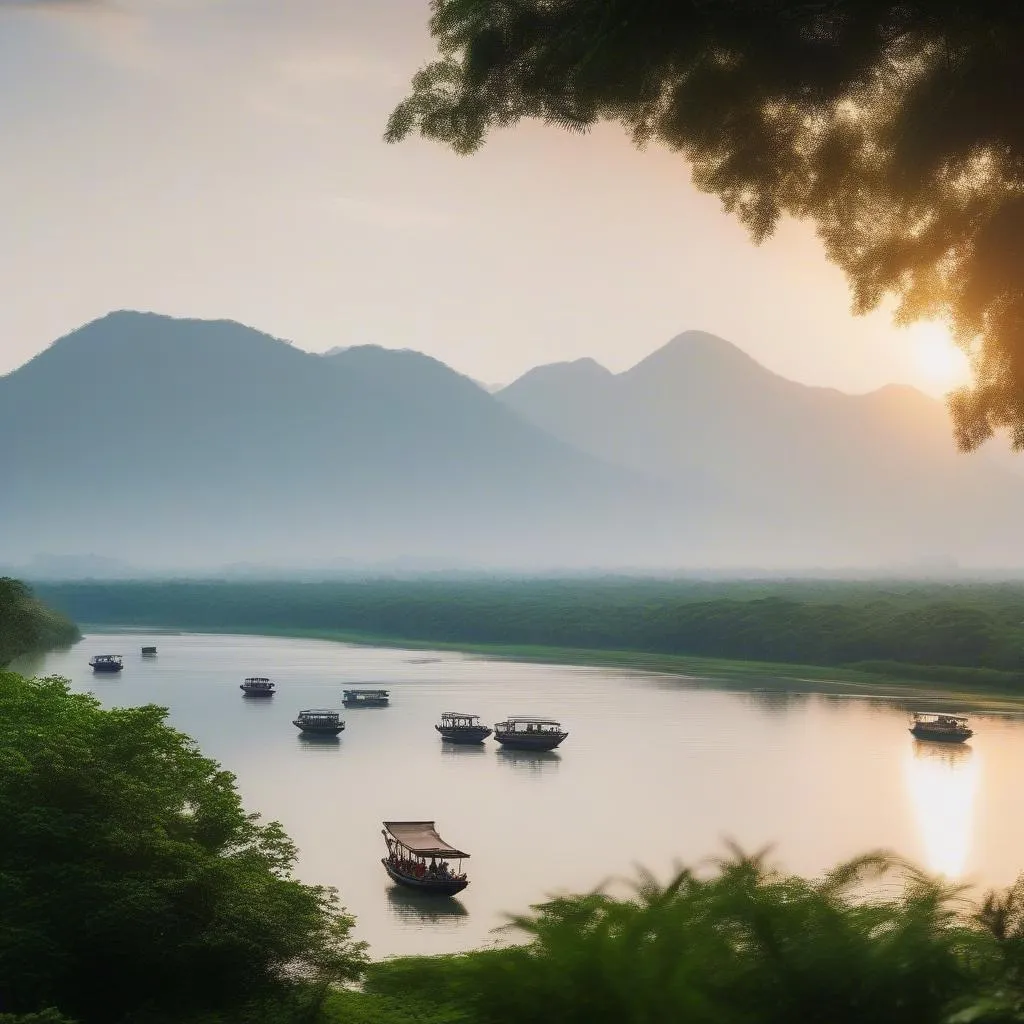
[
  {"xmin": 910, "ymin": 712, "xmax": 973, "ymax": 743},
  {"xmin": 381, "ymin": 821, "xmax": 470, "ymax": 896},
  {"xmin": 89, "ymin": 654, "xmax": 124, "ymax": 673},
  {"xmin": 240, "ymin": 676, "xmax": 275, "ymax": 697},
  {"xmin": 293, "ymin": 709, "xmax": 345, "ymax": 735},
  {"xmin": 435, "ymin": 712, "xmax": 492, "ymax": 744},
  {"xmin": 141, "ymin": 646, "xmax": 157, "ymax": 656},
  {"xmin": 343, "ymin": 688, "xmax": 390, "ymax": 708},
  {"xmin": 493, "ymin": 716, "xmax": 567, "ymax": 750}
]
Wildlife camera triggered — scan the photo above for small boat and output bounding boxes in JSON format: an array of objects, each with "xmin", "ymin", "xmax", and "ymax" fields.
[
  {"xmin": 343, "ymin": 688, "xmax": 390, "ymax": 708},
  {"xmin": 910, "ymin": 712, "xmax": 973, "ymax": 743},
  {"xmin": 141, "ymin": 646, "xmax": 157, "ymax": 656},
  {"xmin": 89, "ymin": 654, "xmax": 124, "ymax": 673},
  {"xmin": 381, "ymin": 821, "xmax": 470, "ymax": 896},
  {"xmin": 435, "ymin": 712, "xmax": 492, "ymax": 744},
  {"xmin": 493, "ymin": 716, "xmax": 568, "ymax": 750},
  {"xmin": 293, "ymin": 708, "xmax": 346, "ymax": 735},
  {"xmin": 240, "ymin": 676, "xmax": 275, "ymax": 697}
]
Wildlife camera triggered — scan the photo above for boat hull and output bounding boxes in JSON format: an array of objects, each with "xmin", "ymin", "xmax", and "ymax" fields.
[
  {"xmin": 494, "ymin": 731, "xmax": 567, "ymax": 751},
  {"xmin": 910, "ymin": 727, "xmax": 972, "ymax": 743},
  {"xmin": 240, "ymin": 687, "xmax": 274, "ymax": 697},
  {"xmin": 343, "ymin": 699, "xmax": 389, "ymax": 708},
  {"xmin": 294, "ymin": 722, "xmax": 345, "ymax": 735},
  {"xmin": 436, "ymin": 724, "xmax": 492, "ymax": 744},
  {"xmin": 90, "ymin": 663, "xmax": 123, "ymax": 674},
  {"xmin": 382, "ymin": 859, "xmax": 469, "ymax": 896}
]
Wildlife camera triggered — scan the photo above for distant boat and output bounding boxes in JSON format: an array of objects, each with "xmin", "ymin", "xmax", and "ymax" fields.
[
  {"xmin": 293, "ymin": 708, "xmax": 345, "ymax": 735},
  {"xmin": 240, "ymin": 676, "xmax": 275, "ymax": 697},
  {"xmin": 910, "ymin": 712, "xmax": 973, "ymax": 743},
  {"xmin": 343, "ymin": 688, "xmax": 390, "ymax": 708},
  {"xmin": 493, "ymin": 716, "xmax": 568, "ymax": 751},
  {"xmin": 141, "ymin": 646, "xmax": 157, "ymax": 656},
  {"xmin": 89, "ymin": 654, "xmax": 124, "ymax": 673},
  {"xmin": 435, "ymin": 712, "xmax": 492, "ymax": 744},
  {"xmin": 381, "ymin": 820, "xmax": 470, "ymax": 896}
]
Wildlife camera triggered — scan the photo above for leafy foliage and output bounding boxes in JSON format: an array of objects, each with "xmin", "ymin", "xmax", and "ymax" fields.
[
  {"xmin": 0, "ymin": 672, "xmax": 366, "ymax": 1023},
  {"xmin": 0, "ymin": 578, "xmax": 78, "ymax": 667},
  {"xmin": 366, "ymin": 850, "xmax": 1024, "ymax": 1024},
  {"xmin": 387, "ymin": 0, "xmax": 1024, "ymax": 449},
  {"xmin": 35, "ymin": 578, "xmax": 1024, "ymax": 687}
]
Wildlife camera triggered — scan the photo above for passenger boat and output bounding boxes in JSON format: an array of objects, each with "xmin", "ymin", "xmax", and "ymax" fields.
[
  {"xmin": 435, "ymin": 712, "xmax": 492, "ymax": 744},
  {"xmin": 493, "ymin": 716, "xmax": 567, "ymax": 750},
  {"xmin": 343, "ymin": 688, "xmax": 390, "ymax": 708},
  {"xmin": 89, "ymin": 654, "xmax": 124, "ymax": 673},
  {"xmin": 910, "ymin": 712, "xmax": 973, "ymax": 743},
  {"xmin": 141, "ymin": 646, "xmax": 157, "ymax": 656},
  {"xmin": 293, "ymin": 709, "xmax": 345, "ymax": 735},
  {"xmin": 381, "ymin": 821, "xmax": 470, "ymax": 896},
  {"xmin": 240, "ymin": 676, "xmax": 275, "ymax": 697}
]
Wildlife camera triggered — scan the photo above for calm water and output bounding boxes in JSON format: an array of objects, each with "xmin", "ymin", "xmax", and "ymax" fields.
[{"xmin": 16, "ymin": 631, "xmax": 1024, "ymax": 957}]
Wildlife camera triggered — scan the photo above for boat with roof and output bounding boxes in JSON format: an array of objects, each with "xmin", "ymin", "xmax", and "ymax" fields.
[
  {"xmin": 493, "ymin": 716, "xmax": 567, "ymax": 750},
  {"xmin": 910, "ymin": 712, "xmax": 973, "ymax": 743},
  {"xmin": 89, "ymin": 654, "xmax": 124, "ymax": 673},
  {"xmin": 141, "ymin": 646, "xmax": 157, "ymax": 656},
  {"xmin": 293, "ymin": 709, "xmax": 345, "ymax": 735},
  {"xmin": 381, "ymin": 820, "xmax": 470, "ymax": 895},
  {"xmin": 435, "ymin": 712, "xmax": 492, "ymax": 744},
  {"xmin": 343, "ymin": 688, "xmax": 390, "ymax": 708},
  {"xmin": 240, "ymin": 676, "xmax": 275, "ymax": 697}
]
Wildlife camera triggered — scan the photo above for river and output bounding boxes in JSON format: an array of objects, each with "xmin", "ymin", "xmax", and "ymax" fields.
[{"xmin": 15, "ymin": 630, "xmax": 1024, "ymax": 957}]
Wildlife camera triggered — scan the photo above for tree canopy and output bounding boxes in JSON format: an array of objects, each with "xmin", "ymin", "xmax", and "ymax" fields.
[
  {"xmin": 0, "ymin": 579, "xmax": 79, "ymax": 667},
  {"xmin": 386, "ymin": 0, "xmax": 1024, "ymax": 450},
  {"xmin": 0, "ymin": 672, "xmax": 366, "ymax": 1023}
]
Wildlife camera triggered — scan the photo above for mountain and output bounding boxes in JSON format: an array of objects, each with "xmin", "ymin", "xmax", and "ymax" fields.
[
  {"xmin": 0, "ymin": 312, "xmax": 728, "ymax": 571},
  {"xmin": 498, "ymin": 331, "xmax": 1024, "ymax": 568}
]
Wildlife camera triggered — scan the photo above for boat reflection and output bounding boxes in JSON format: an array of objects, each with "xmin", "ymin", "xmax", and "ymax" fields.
[
  {"xmin": 904, "ymin": 738, "xmax": 980, "ymax": 879},
  {"xmin": 297, "ymin": 732, "xmax": 342, "ymax": 750},
  {"xmin": 440, "ymin": 740, "xmax": 488, "ymax": 755},
  {"xmin": 495, "ymin": 747, "xmax": 562, "ymax": 774},
  {"xmin": 385, "ymin": 884, "xmax": 469, "ymax": 926}
]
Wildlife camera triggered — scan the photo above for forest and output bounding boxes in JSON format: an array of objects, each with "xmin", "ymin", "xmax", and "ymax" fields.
[
  {"xmin": 0, "ymin": 578, "xmax": 80, "ymax": 667},
  {"xmin": 34, "ymin": 578, "xmax": 1024, "ymax": 688}
]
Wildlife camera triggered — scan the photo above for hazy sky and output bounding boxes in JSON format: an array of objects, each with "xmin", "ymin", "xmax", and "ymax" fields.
[{"xmin": 0, "ymin": 0, "xmax": 970, "ymax": 395}]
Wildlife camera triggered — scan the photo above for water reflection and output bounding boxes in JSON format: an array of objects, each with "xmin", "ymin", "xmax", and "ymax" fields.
[
  {"xmin": 297, "ymin": 733, "xmax": 342, "ymax": 751},
  {"xmin": 904, "ymin": 739, "xmax": 980, "ymax": 879},
  {"xmin": 495, "ymin": 748, "xmax": 562, "ymax": 774},
  {"xmin": 440, "ymin": 740, "xmax": 488, "ymax": 756},
  {"xmin": 385, "ymin": 884, "xmax": 469, "ymax": 927}
]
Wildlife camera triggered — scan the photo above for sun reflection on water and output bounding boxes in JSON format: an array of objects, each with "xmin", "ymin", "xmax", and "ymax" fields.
[{"xmin": 904, "ymin": 740, "xmax": 980, "ymax": 879}]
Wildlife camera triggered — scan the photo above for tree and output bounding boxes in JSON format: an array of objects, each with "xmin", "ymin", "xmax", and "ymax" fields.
[
  {"xmin": 0, "ymin": 672, "xmax": 366, "ymax": 1023},
  {"xmin": 0, "ymin": 579, "xmax": 79, "ymax": 667},
  {"xmin": 386, "ymin": 1, "xmax": 1024, "ymax": 451}
]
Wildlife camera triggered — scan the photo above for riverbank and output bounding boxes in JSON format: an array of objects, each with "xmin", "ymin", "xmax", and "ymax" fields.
[{"xmin": 84, "ymin": 622, "xmax": 1024, "ymax": 712}]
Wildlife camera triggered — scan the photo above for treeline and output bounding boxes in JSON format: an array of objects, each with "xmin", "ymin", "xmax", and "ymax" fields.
[
  {"xmin": 0, "ymin": 578, "xmax": 80, "ymax": 667},
  {"xmin": 33, "ymin": 578, "xmax": 1024, "ymax": 680}
]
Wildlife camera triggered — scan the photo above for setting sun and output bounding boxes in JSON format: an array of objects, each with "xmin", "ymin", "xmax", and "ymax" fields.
[{"xmin": 909, "ymin": 321, "xmax": 971, "ymax": 394}]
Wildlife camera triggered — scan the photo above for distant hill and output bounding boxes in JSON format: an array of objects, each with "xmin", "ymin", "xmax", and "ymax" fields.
[
  {"xmin": 0, "ymin": 312, "xmax": 727, "ymax": 571},
  {"xmin": 498, "ymin": 330, "xmax": 1024, "ymax": 568}
]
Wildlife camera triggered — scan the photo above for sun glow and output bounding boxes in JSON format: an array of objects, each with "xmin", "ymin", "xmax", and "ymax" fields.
[
  {"xmin": 908, "ymin": 321, "xmax": 971, "ymax": 394},
  {"xmin": 904, "ymin": 740, "xmax": 980, "ymax": 879}
]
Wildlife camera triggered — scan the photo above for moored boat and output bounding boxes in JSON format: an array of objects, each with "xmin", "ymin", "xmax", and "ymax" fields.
[
  {"xmin": 89, "ymin": 654, "xmax": 124, "ymax": 673},
  {"xmin": 240, "ymin": 676, "xmax": 275, "ymax": 697},
  {"xmin": 493, "ymin": 716, "xmax": 567, "ymax": 750},
  {"xmin": 141, "ymin": 646, "xmax": 157, "ymax": 656},
  {"xmin": 293, "ymin": 708, "xmax": 345, "ymax": 735},
  {"xmin": 910, "ymin": 712, "xmax": 973, "ymax": 743},
  {"xmin": 381, "ymin": 821, "xmax": 470, "ymax": 896},
  {"xmin": 435, "ymin": 712, "xmax": 492, "ymax": 744},
  {"xmin": 343, "ymin": 688, "xmax": 390, "ymax": 708}
]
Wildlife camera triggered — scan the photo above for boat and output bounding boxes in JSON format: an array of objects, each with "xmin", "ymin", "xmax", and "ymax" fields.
[
  {"xmin": 343, "ymin": 688, "xmax": 390, "ymax": 708},
  {"xmin": 493, "ymin": 716, "xmax": 568, "ymax": 750},
  {"xmin": 240, "ymin": 676, "xmax": 275, "ymax": 697},
  {"xmin": 381, "ymin": 820, "xmax": 470, "ymax": 896},
  {"xmin": 89, "ymin": 654, "xmax": 124, "ymax": 673},
  {"xmin": 293, "ymin": 709, "xmax": 346, "ymax": 735},
  {"xmin": 435, "ymin": 712, "xmax": 492, "ymax": 744},
  {"xmin": 141, "ymin": 646, "xmax": 157, "ymax": 656},
  {"xmin": 910, "ymin": 712, "xmax": 973, "ymax": 743}
]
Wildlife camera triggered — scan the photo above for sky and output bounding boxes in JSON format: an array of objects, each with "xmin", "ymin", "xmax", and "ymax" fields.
[{"xmin": 0, "ymin": 0, "xmax": 971, "ymax": 395}]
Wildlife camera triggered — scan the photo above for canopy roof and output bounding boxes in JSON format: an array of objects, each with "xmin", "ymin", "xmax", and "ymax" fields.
[
  {"xmin": 383, "ymin": 821, "xmax": 470, "ymax": 858},
  {"xmin": 500, "ymin": 717, "xmax": 562, "ymax": 726},
  {"xmin": 914, "ymin": 712, "xmax": 969, "ymax": 723},
  {"xmin": 298, "ymin": 708, "xmax": 342, "ymax": 715},
  {"xmin": 344, "ymin": 688, "xmax": 389, "ymax": 695}
]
